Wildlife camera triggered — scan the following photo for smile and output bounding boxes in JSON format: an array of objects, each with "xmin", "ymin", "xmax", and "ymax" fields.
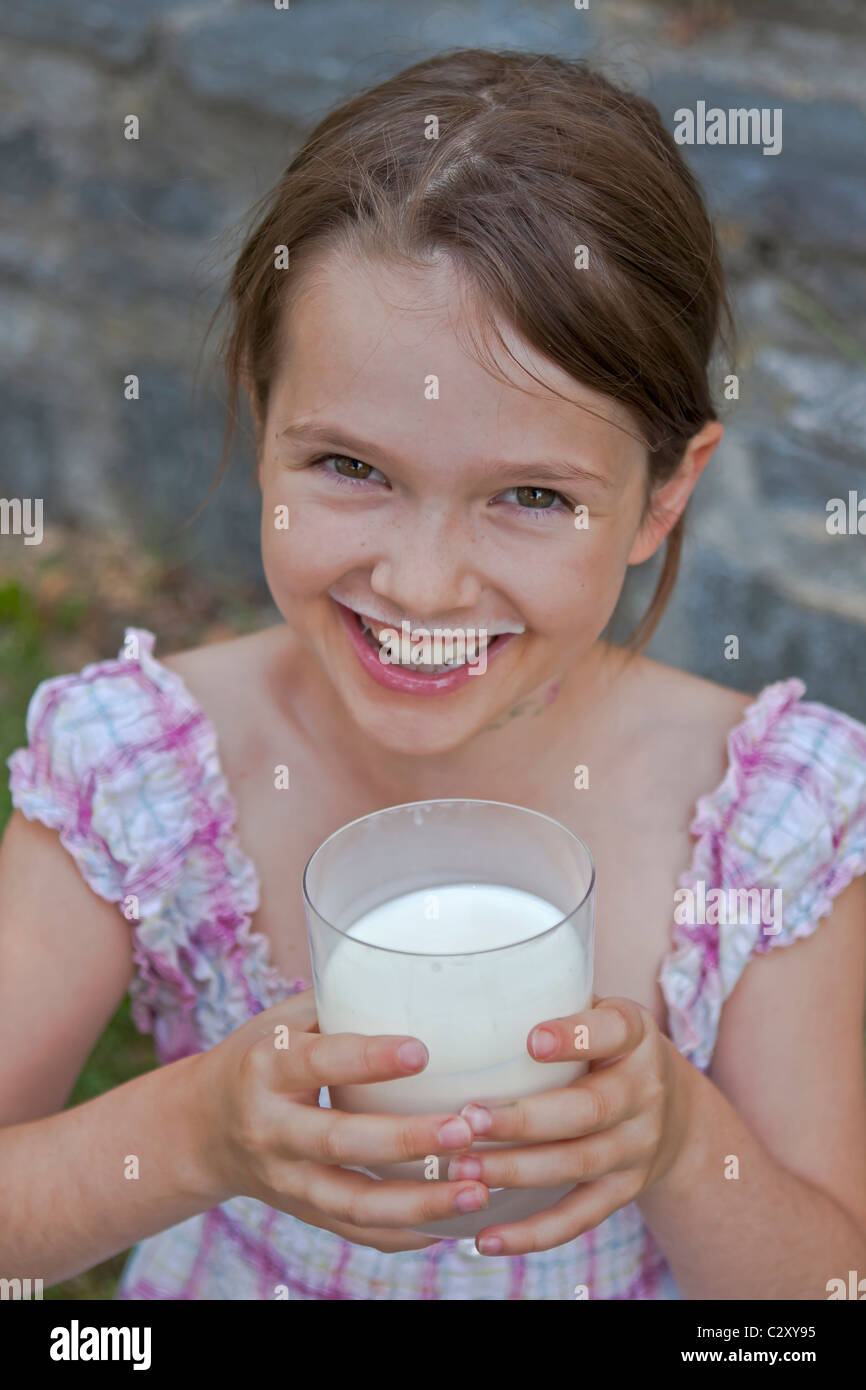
[{"xmin": 333, "ymin": 600, "xmax": 517, "ymax": 696}]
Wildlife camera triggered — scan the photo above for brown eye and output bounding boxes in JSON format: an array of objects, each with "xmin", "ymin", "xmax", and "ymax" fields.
[
  {"xmin": 515, "ymin": 486, "xmax": 558, "ymax": 509},
  {"xmin": 335, "ymin": 456, "xmax": 373, "ymax": 479}
]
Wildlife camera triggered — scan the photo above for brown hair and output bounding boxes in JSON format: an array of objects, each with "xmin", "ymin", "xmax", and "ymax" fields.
[{"xmin": 203, "ymin": 48, "xmax": 733, "ymax": 650}]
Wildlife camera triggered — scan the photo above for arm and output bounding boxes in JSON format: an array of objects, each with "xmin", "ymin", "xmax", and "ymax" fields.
[
  {"xmin": 0, "ymin": 1048, "xmax": 220, "ymax": 1286},
  {"xmin": 637, "ymin": 874, "xmax": 866, "ymax": 1298},
  {"xmin": 0, "ymin": 812, "xmax": 489, "ymax": 1280},
  {"xmin": 0, "ymin": 812, "xmax": 221, "ymax": 1285}
]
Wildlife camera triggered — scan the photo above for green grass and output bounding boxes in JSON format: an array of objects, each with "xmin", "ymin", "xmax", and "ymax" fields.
[
  {"xmin": 0, "ymin": 578, "xmax": 53, "ymax": 824},
  {"xmin": 1, "ymin": 573, "xmax": 157, "ymax": 1299}
]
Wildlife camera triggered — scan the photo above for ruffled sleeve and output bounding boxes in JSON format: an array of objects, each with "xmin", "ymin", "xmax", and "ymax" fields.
[
  {"xmin": 7, "ymin": 654, "xmax": 139, "ymax": 905},
  {"xmin": 659, "ymin": 678, "xmax": 866, "ymax": 1072},
  {"xmin": 6, "ymin": 628, "xmax": 294, "ymax": 1064}
]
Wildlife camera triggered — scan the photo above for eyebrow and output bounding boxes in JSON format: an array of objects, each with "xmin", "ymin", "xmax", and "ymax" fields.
[{"xmin": 278, "ymin": 420, "xmax": 615, "ymax": 491}]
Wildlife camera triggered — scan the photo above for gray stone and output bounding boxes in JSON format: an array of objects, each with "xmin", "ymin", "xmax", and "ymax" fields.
[
  {"xmin": 602, "ymin": 1, "xmax": 866, "ymax": 109},
  {"xmin": 0, "ymin": 0, "xmax": 181, "ymax": 68},
  {"xmin": 646, "ymin": 546, "xmax": 866, "ymax": 724},
  {"xmin": 731, "ymin": 272, "xmax": 866, "ymax": 360},
  {"xmin": 111, "ymin": 368, "xmax": 263, "ymax": 581},
  {"xmin": 753, "ymin": 349, "xmax": 866, "ymax": 456},
  {"xmin": 747, "ymin": 427, "xmax": 864, "ymax": 511},
  {"xmin": 168, "ymin": 2, "xmax": 598, "ymax": 123},
  {"xmin": 74, "ymin": 176, "xmax": 222, "ymax": 237},
  {"xmin": 647, "ymin": 78, "xmax": 866, "ymax": 255},
  {"xmin": 0, "ymin": 383, "xmax": 58, "ymax": 502},
  {"xmin": 0, "ymin": 125, "xmax": 60, "ymax": 198}
]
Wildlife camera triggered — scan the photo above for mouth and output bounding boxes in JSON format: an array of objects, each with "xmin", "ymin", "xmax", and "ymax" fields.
[{"xmin": 332, "ymin": 600, "xmax": 517, "ymax": 697}]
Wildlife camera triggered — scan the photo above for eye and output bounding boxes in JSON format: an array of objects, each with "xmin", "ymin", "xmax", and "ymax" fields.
[
  {"xmin": 496, "ymin": 485, "xmax": 573, "ymax": 518},
  {"xmin": 312, "ymin": 454, "xmax": 388, "ymax": 486}
]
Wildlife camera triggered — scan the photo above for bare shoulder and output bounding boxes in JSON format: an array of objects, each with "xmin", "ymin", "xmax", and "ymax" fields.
[
  {"xmin": 159, "ymin": 625, "xmax": 284, "ymax": 678},
  {"xmin": 158, "ymin": 623, "xmax": 284, "ymax": 685},
  {"xmin": 628, "ymin": 655, "xmax": 754, "ymax": 734},
  {"xmin": 157, "ymin": 623, "xmax": 297, "ymax": 771},
  {"xmin": 610, "ymin": 652, "xmax": 756, "ymax": 811}
]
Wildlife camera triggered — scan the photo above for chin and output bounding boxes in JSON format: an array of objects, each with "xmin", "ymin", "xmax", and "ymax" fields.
[{"xmin": 345, "ymin": 702, "xmax": 494, "ymax": 759}]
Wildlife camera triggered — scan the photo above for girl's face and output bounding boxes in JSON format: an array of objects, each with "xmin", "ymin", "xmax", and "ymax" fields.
[{"xmin": 255, "ymin": 249, "xmax": 676, "ymax": 757}]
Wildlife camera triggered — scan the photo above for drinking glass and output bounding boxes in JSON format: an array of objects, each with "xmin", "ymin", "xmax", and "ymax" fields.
[{"xmin": 302, "ymin": 798, "xmax": 595, "ymax": 1239}]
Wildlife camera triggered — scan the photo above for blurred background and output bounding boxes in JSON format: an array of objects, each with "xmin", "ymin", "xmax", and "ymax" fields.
[{"xmin": 1, "ymin": 0, "xmax": 864, "ymax": 1297}]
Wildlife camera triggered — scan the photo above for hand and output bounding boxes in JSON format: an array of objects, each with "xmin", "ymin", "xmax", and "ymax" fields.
[
  {"xmin": 197, "ymin": 988, "xmax": 489, "ymax": 1253},
  {"xmin": 447, "ymin": 996, "xmax": 696, "ymax": 1256}
]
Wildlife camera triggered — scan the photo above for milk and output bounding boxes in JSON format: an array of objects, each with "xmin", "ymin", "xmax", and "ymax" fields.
[{"xmin": 316, "ymin": 881, "xmax": 593, "ymax": 1238}]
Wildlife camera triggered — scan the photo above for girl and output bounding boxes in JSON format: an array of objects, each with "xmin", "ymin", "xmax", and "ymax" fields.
[{"xmin": 2, "ymin": 49, "xmax": 866, "ymax": 1301}]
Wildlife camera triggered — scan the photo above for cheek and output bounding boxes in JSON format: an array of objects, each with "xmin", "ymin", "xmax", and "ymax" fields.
[
  {"xmin": 517, "ymin": 522, "xmax": 630, "ymax": 634},
  {"xmin": 260, "ymin": 484, "xmax": 366, "ymax": 600}
]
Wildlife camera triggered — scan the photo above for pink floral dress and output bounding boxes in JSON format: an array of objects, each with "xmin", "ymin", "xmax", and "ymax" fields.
[{"xmin": 7, "ymin": 628, "xmax": 866, "ymax": 1299}]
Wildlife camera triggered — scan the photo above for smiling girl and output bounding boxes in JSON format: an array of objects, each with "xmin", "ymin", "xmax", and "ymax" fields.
[{"xmin": 2, "ymin": 49, "xmax": 866, "ymax": 1301}]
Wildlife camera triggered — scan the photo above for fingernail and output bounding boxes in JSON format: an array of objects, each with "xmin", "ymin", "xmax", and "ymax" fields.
[
  {"xmin": 455, "ymin": 1187, "xmax": 487, "ymax": 1213},
  {"xmin": 478, "ymin": 1235, "xmax": 503, "ymax": 1255},
  {"xmin": 460, "ymin": 1103, "xmax": 493, "ymax": 1135},
  {"xmin": 530, "ymin": 1027, "xmax": 557, "ymax": 1059},
  {"xmin": 438, "ymin": 1117, "xmax": 472, "ymax": 1148},
  {"xmin": 398, "ymin": 1041, "xmax": 428, "ymax": 1071},
  {"xmin": 448, "ymin": 1156, "xmax": 482, "ymax": 1181}
]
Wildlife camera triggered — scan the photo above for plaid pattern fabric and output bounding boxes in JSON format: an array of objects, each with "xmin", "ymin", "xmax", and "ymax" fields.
[{"xmin": 8, "ymin": 629, "xmax": 866, "ymax": 1300}]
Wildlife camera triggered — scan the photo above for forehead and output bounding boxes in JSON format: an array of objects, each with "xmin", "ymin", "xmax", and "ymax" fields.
[{"xmin": 270, "ymin": 246, "xmax": 643, "ymax": 468}]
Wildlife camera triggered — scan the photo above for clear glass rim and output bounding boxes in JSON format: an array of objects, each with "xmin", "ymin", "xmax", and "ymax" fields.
[{"xmin": 301, "ymin": 797, "xmax": 595, "ymax": 958}]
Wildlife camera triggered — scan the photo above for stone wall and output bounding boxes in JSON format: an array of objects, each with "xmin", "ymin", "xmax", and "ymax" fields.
[{"xmin": 2, "ymin": 0, "xmax": 864, "ymax": 714}]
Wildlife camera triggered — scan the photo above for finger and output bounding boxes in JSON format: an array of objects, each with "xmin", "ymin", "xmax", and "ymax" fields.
[
  {"xmin": 446, "ymin": 1118, "xmax": 643, "ymax": 1189},
  {"xmin": 279, "ymin": 1029, "xmax": 432, "ymax": 1091},
  {"xmin": 290, "ymin": 1204, "xmax": 441, "ymax": 1253},
  {"xmin": 473, "ymin": 1170, "xmax": 637, "ymax": 1256},
  {"xmin": 527, "ymin": 996, "xmax": 650, "ymax": 1064},
  {"xmin": 284, "ymin": 1100, "xmax": 479, "ymax": 1168},
  {"xmin": 294, "ymin": 1160, "xmax": 491, "ymax": 1230},
  {"xmin": 242, "ymin": 987, "xmax": 320, "ymax": 1044},
  {"xmin": 459, "ymin": 1057, "xmax": 639, "ymax": 1143}
]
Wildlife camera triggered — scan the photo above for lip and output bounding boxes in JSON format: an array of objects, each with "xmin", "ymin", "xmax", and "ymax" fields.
[{"xmin": 333, "ymin": 600, "xmax": 517, "ymax": 697}]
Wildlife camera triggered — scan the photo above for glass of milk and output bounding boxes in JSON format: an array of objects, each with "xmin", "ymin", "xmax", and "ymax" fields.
[{"xmin": 302, "ymin": 798, "xmax": 595, "ymax": 1240}]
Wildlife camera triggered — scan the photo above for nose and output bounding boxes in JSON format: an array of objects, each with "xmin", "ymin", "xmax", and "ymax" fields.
[{"xmin": 368, "ymin": 510, "xmax": 482, "ymax": 621}]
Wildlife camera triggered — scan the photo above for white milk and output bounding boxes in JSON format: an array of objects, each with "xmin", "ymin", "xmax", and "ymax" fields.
[{"xmin": 317, "ymin": 882, "xmax": 592, "ymax": 1238}]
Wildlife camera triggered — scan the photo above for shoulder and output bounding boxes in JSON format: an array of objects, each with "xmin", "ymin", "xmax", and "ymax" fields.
[
  {"xmin": 7, "ymin": 632, "xmax": 162, "ymax": 791},
  {"xmin": 604, "ymin": 653, "xmax": 755, "ymax": 825},
  {"xmin": 5, "ymin": 629, "xmax": 193, "ymax": 902},
  {"xmin": 157, "ymin": 622, "xmax": 299, "ymax": 782},
  {"xmin": 612, "ymin": 654, "xmax": 866, "ymax": 825},
  {"xmin": 620, "ymin": 655, "xmax": 754, "ymax": 743},
  {"xmin": 158, "ymin": 622, "xmax": 284, "ymax": 704},
  {"xmin": 686, "ymin": 673, "xmax": 866, "ymax": 895},
  {"xmin": 649, "ymin": 660, "xmax": 866, "ymax": 1070},
  {"xmin": 642, "ymin": 656, "xmax": 866, "ymax": 929},
  {"xmin": 4, "ymin": 624, "xmax": 286, "ymax": 875}
]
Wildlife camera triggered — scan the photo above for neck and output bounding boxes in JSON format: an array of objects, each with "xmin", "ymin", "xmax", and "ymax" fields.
[{"xmin": 301, "ymin": 637, "xmax": 634, "ymax": 807}]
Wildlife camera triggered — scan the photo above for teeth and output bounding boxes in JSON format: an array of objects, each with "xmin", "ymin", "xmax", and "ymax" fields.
[{"xmin": 354, "ymin": 608, "xmax": 501, "ymax": 672}]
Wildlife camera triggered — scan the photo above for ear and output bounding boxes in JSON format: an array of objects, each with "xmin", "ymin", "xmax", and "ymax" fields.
[{"xmin": 627, "ymin": 420, "xmax": 723, "ymax": 566}]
